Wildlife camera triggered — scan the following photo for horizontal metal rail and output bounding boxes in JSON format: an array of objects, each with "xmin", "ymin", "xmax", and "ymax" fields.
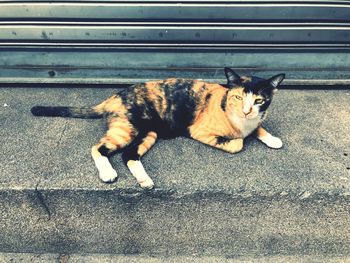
[
  {"xmin": 0, "ymin": 3, "xmax": 350, "ymax": 22},
  {"xmin": 0, "ymin": 50, "xmax": 349, "ymax": 85},
  {"xmin": 1, "ymin": 25, "xmax": 349, "ymax": 43},
  {"xmin": 1, "ymin": 43, "xmax": 350, "ymax": 49}
]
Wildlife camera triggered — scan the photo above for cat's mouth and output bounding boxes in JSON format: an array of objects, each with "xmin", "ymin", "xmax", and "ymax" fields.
[{"xmin": 242, "ymin": 113, "xmax": 259, "ymax": 120}]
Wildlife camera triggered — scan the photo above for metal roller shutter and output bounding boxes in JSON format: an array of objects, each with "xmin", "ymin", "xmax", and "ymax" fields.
[{"xmin": 0, "ymin": 0, "xmax": 349, "ymax": 85}]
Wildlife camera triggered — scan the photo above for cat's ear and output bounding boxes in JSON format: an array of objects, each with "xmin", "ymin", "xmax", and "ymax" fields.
[
  {"xmin": 224, "ymin": 67, "xmax": 242, "ymax": 88},
  {"xmin": 268, "ymin": 73, "xmax": 285, "ymax": 91}
]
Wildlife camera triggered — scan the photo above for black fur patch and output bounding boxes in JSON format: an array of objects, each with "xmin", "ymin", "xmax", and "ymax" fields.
[
  {"xmin": 119, "ymin": 79, "xmax": 199, "ymax": 138},
  {"xmin": 205, "ymin": 93, "xmax": 212, "ymax": 104},
  {"xmin": 122, "ymin": 147, "xmax": 141, "ymax": 164},
  {"xmin": 121, "ymin": 131, "xmax": 148, "ymax": 164},
  {"xmin": 98, "ymin": 145, "xmax": 111, "ymax": 157},
  {"xmin": 31, "ymin": 106, "xmax": 71, "ymax": 117},
  {"xmin": 242, "ymin": 77, "xmax": 274, "ymax": 113},
  {"xmin": 197, "ymin": 84, "xmax": 208, "ymax": 100},
  {"xmin": 242, "ymin": 76, "xmax": 265, "ymax": 93},
  {"xmin": 31, "ymin": 106, "xmax": 102, "ymax": 119},
  {"xmin": 216, "ymin": 136, "xmax": 231, "ymax": 145},
  {"xmin": 243, "ymin": 77, "xmax": 274, "ymax": 96},
  {"xmin": 160, "ymin": 79, "xmax": 197, "ymax": 137},
  {"xmin": 221, "ymin": 90, "xmax": 228, "ymax": 111},
  {"xmin": 197, "ymin": 92, "xmax": 211, "ymax": 114},
  {"xmin": 259, "ymin": 98, "xmax": 272, "ymax": 112}
]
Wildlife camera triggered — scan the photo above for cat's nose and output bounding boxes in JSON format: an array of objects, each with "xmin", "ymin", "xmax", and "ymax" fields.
[{"xmin": 243, "ymin": 107, "xmax": 252, "ymax": 115}]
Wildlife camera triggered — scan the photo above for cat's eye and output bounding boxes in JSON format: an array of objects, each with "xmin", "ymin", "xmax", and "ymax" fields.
[
  {"xmin": 235, "ymin": 95, "xmax": 243, "ymax": 101},
  {"xmin": 255, "ymin": 98, "xmax": 264, "ymax": 104}
]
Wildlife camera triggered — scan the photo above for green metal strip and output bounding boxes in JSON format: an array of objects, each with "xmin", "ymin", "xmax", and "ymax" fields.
[
  {"xmin": 1, "ymin": 50, "xmax": 350, "ymax": 85},
  {"xmin": 1, "ymin": 50, "xmax": 349, "ymax": 69},
  {"xmin": 0, "ymin": 3, "xmax": 349, "ymax": 21},
  {"xmin": 1, "ymin": 25, "xmax": 350, "ymax": 43}
]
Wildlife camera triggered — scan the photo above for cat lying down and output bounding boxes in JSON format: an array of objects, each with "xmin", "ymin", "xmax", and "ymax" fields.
[{"xmin": 31, "ymin": 68, "xmax": 285, "ymax": 189}]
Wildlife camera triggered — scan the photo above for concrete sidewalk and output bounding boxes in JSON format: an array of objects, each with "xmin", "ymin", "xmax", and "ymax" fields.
[
  {"xmin": 0, "ymin": 87, "xmax": 349, "ymax": 256},
  {"xmin": 1, "ymin": 87, "xmax": 349, "ymax": 194}
]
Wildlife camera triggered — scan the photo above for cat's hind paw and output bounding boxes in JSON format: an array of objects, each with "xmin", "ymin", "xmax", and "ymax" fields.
[
  {"xmin": 139, "ymin": 179, "xmax": 155, "ymax": 190},
  {"xmin": 259, "ymin": 134, "xmax": 283, "ymax": 149},
  {"xmin": 94, "ymin": 156, "xmax": 118, "ymax": 183},
  {"xmin": 99, "ymin": 168, "xmax": 118, "ymax": 183}
]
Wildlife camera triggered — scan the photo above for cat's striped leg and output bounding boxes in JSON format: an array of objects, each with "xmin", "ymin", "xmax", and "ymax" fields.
[
  {"xmin": 216, "ymin": 137, "xmax": 244, "ymax": 153},
  {"xmin": 91, "ymin": 118, "xmax": 135, "ymax": 183},
  {"xmin": 191, "ymin": 134, "xmax": 243, "ymax": 154},
  {"xmin": 122, "ymin": 131, "xmax": 157, "ymax": 189},
  {"xmin": 256, "ymin": 126, "xmax": 283, "ymax": 149}
]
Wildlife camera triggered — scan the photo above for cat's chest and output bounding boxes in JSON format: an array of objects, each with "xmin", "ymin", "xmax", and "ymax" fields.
[{"xmin": 229, "ymin": 114, "xmax": 261, "ymax": 138}]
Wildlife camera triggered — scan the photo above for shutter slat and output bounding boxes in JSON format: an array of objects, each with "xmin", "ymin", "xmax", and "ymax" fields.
[
  {"xmin": 1, "ymin": 25, "xmax": 349, "ymax": 44},
  {"xmin": 0, "ymin": 3, "xmax": 350, "ymax": 22}
]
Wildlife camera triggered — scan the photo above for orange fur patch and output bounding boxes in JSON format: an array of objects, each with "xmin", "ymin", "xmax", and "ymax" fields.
[
  {"xmin": 96, "ymin": 95, "xmax": 128, "ymax": 116},
  {"xmin": 256, "ymin": 126, "xmax": 268, "ymax": 138},
  {"xmin": 137, "ymin": 131, "xmax": 158, "ymax": 156},
  {"xmin": 190, "ymin": 85, "xmax": 242, "ymax": 141},
  {"xmin": 145, "ymin": 82, "xmax": 167, "ymax": 118}
]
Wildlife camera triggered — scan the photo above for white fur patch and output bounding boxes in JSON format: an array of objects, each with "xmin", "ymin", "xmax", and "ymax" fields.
[
  {"xmin": 258, "ymin": 133, "xmax": 283, "ymax": 149},
  {"xmin": 94, "ymin": 156, "xmax": 118, "ymax": 182},
  {"xmin": 127, "ymin": 160, "xmax": 154, "ymax": 189},
  {"xmin": 243, "ymin": 92, "xmax": 254, "ymax": 115},
  {"xmin": 229, "ymin": 113, "xmax": 262, "ymax": 138}
]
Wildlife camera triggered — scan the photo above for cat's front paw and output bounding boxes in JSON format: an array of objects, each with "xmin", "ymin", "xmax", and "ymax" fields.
[
  {"xmin": 139, "ymin": 178, "xmax": 155, "ymax": 190},
  {"xmin": 259, "ymin": 134, "xmax": 283, "ymax": 149}
]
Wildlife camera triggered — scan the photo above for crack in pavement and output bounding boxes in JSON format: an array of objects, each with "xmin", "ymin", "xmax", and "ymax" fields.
[
  {"xmin": 56, "ymin": 120, "xmax": 68, "ymax": 148},
  {"xmin": 35, "ymin": 180, "xmax": 51, "ymax": 220}
]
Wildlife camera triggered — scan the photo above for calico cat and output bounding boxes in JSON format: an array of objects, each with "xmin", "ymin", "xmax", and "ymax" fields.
[{"xmin": 31, "ymin": 68, "xmax": 285, "ymax": 189}]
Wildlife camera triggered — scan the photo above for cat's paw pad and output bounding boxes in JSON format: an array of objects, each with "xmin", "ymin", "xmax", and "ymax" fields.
[
  {"xmin": 264, "ymin": 135, "xmax": 283, "ymax": 149},
  {"xmin": 99, "ymin": 168, "xmax": 118, "ymax": 183},
  {"xmin": 139, "ymin": 179, "xmax": 155, "ymax": 190}
]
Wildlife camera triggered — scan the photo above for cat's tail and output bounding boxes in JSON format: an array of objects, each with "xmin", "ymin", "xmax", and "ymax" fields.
[{"xmin": 31, "ymin": 106, "xmax": 103, "ymax": 119}]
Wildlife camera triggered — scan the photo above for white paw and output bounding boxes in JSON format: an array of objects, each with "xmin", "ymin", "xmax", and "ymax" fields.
[
  {"xmin": 139, "ymin": 178, "xmax": 155, "ymax": 190},
  {"xmin": 127, "ymin": 160, "xmax": 154, "ymax": 190},
  {"xmin": 260, "ymin": 134, "xmax": 283, "ymax": 149},
  {"xmin": 99, "ymin": 168, "xmax": 118, "ymax": 183},
  {"xmin": 94, "ymin": 156, "xmax": 118, "ymax": 183}
]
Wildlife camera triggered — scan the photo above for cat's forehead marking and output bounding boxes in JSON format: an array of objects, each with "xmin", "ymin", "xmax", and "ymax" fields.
[
  {"xmin": 244, "ymin": 92, "xmax": 254, "ymax": 106},
  {"xmin": 241, "ymin": 76, "xmax": 267, "ymax": 94}
]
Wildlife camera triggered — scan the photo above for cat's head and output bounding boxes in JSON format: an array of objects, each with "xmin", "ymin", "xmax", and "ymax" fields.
[{"xmin": 223, "ymin": 67, "xmax": 285, "ymax": 119}]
